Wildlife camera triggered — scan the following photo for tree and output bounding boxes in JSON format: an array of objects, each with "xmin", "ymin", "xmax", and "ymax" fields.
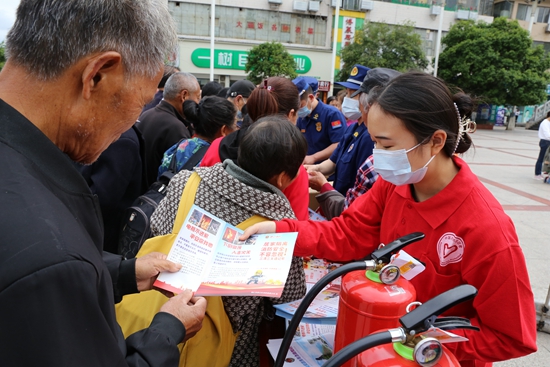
[
  {"xmin": 0, "ymin": 42, "xmax": 5, "ymax": 72},
  {"xmin": 438, "ymin": 18, "xmax": 550, "ymax": 106},
  {"xmin": 338, "ymin": 21, "xmax": 428, "ymax": 81},
  {"xmin": 245, "ymin": 42, "xmax": 297, "ymax": 85}
]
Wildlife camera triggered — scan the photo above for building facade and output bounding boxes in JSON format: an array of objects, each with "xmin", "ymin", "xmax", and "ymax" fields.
[{"xmin": 169, "ymin": 0, "xmax": 494, "ymax": 88}]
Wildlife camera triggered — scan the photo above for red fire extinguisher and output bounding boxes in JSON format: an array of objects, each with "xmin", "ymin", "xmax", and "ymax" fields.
[
  {"xmin": 322, "ymin": 284, "xmax": 479, "ymax": 367},
  {"xmin": 334, "ymin": 242, "xmax": 419, "ymax": 363},
  {"xmin": 273, "ymin": 232, "xmax": 425, "ymax": 367}
]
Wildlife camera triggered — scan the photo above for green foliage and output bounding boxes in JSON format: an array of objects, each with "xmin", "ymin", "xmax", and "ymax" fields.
[
  {"xmin": 438, "ymin": 18, "xmax": 550, "ymax": 106},
  {"xmin": 338, "ymin": 21, "xmax": 428, "ymax": 81},
  {"xmin": 0, "ymin": 42, "xmax": 5, "ymax": 71},
  {"xmin": 245, "ymin": 42, "xmax": 297, "ymax": 85}
]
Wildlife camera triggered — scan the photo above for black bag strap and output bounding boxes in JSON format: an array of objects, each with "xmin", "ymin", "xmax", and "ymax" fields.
[
  {"xmin": 157, "ymin": 143, "xmax": 209, "ymax": 185},
  {"xmin": 181, "ymin": 144, "xmax": 209, "ymax": 171}
]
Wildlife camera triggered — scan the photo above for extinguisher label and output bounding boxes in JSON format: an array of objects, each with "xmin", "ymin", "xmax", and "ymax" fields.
[
  {"xmin": 390, "ymin": 250, "xmax": 425, "ymax": 280},
  {"xmin": 384, "ymin": 285, "xmax": 406, "ymax": 296}
]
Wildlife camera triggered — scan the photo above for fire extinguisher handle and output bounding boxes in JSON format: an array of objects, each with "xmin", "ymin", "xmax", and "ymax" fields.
[
  {"xmin": 368, "ymin": 232, "xmax": 425, "ymax": 263},
  {"xmin": 433, "ymin": 316, "xmax": 481, "ymax": 332},
  {"xmin": 399, "ymin": 284, "xmax": 478, "ymax": 333}
]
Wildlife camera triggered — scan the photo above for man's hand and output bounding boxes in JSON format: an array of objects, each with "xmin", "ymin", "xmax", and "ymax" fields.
[
  {"xmin": 305, "ymin": 164, "xmax": 320, "ymax": 173},
  {"xmin": 239, "ymin": 221, "xmax": 277, "ymax": 241},
  {"xmin": 160, "ymin": 290, "xmax": 207, "ymax": 342},
  {"xmin": 135, "ymin": 252, "xmax": 182, "ymax": 292},
  {"xmin": 303, "ymin": 155, "xmax": 317, "ymax": 165},
  {"xmin": 308, "ymin": 171, "xmax": 328, "ymax": 192}
]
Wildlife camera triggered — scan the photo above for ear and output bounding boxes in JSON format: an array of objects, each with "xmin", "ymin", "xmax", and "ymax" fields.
[
  {"xmin": 81, "ymin": 51, "xmax": 123, "ymax": 100},
  {"xmin": 287, "ymin": 109, "xmax": 298, "ymax": 125},
  {"xmin": 430, "ymin": 129, "xmax": 447, "ymax": 155},
  {"xmin": 180, "ymin": 89, "xmax": 189, "ymax": 102},
  {"xmin": 267, "ymin": 172, "xmax": 286, "ymax": 190},
  {"xmin": 220, "ymin": 124, "xmax": 233, "ymax": 137}
]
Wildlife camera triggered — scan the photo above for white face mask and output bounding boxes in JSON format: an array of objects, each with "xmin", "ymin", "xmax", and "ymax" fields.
[
  {"xmin": 373, "ymin": 142, "xmax": 435, "ymax": 186},
  {"xmin": 342, "ymin": 97, "xmax": 362, "ymax": 120}
]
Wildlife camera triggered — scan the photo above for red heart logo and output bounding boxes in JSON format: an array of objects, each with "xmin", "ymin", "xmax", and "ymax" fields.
[{"xmin": 443, "ymin": 243, "xmax": 458, "ymax": 258}]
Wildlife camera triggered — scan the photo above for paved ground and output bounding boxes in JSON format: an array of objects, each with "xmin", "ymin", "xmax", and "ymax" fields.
[{"xmin": 461, "ymin": 126, "xmax": 550, "ymax": 366}]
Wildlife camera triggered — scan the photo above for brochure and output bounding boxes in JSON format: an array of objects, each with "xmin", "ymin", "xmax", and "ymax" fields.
[
  {"xmin": 267, "ymin": 333, "xmax": 336, "ymax": 367},
  {"xmin": 272, "ymin": 258, "xmax": 342, "ymax": 324},
  {"xmin": 153, "ymin": 204, "xmax": 298, "ymax": 297}
]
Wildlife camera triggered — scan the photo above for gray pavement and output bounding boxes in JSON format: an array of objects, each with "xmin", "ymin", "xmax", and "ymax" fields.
[{"xmin": 460, "ymin": 126, "xmax": 550, "ymax": 366}]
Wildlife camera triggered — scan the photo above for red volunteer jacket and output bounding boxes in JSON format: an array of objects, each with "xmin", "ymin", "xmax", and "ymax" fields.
[{"xmin": 276, "ymin": 156, "xmax": 537, "ymax": 367}]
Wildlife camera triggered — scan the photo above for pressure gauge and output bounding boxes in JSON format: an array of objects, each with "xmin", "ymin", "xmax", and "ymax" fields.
[
  {"xmin": 413, "ymin": 337, "xmax": 443, "ymax": 367},
  {"xmin": 379, "ymin": 264, "xmax": 400, "ymax": 284}
]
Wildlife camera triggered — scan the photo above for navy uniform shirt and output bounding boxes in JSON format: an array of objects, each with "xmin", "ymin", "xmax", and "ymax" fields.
[
  {"xmin": 329, "ymin": 122, "xmax": 374, "ymax": 195},
  {"xmin": 297, "ymin": 100, "xmax": 346, "ymax": 159}
]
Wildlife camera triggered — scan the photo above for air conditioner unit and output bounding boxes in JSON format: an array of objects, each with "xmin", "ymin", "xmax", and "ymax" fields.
[
  {"xmin": 309, "ymin": 1, "xmax": 320, "ymax": 12},
  {"xmin": 360, "ymin": 0, "xmax": 374, "ymax": 11},
  {"xmin": 430, "ymin": 5, "xmax": 442, "ymax": 15},
  {"xmin": 546, "ymin": 23, "xmax": 550, "ymax": 33},
  {"xmin": 268, "ymin": 0, "xmax": 283, "ymax": 4},
  {"xmin": 469, "ymin": 11, "xmax": 478, "ymax": 20},
  {"xmin": 456, "ymin": 9, "xmax": 470, "ymax": 20},
  {"xmin": 331, "ymin": 0, "xmax": 343, "ymax": 7},
  {"xmin": 293, "ymin": 0, "xmax": 308, "ymax": 11}
]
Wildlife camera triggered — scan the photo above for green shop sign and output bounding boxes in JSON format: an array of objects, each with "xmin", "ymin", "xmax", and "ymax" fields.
[{"xmin": 191, "ymin": 48, "xmax": 311, "ymax": 74}]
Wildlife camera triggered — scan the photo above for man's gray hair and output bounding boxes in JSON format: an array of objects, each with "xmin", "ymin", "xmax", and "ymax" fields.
[
  {"xmin": 5, "ymin": 0, "xmax": 177, "ymax": 81},
  {"xmin": 163, "ymin": 72, "xmax": 199, "ymax": 101}
]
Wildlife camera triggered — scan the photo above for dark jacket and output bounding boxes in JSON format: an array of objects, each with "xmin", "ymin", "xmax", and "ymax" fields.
[
  {"xmin": 0, "ymin": 99, "xmax": 185, "ymax": 367},
  {"xmin": 136, "ymin": 100, "xmax": 191, "ymax": 187},
  {"xmin": 74, "ymin": 125, "xmax": 146, "ymax": 254}
]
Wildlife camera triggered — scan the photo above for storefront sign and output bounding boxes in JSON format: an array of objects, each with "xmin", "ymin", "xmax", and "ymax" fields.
[
  {"xmin": 318, "ymin": 80, "xmax": 331, "ymax": 92},
  {"xmin": 191, "ymin": 48, "xmax": 312, "ymax": 74}
]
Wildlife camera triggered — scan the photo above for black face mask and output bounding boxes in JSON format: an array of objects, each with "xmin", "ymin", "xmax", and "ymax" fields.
[{"xmin": 241, "ymin": 103, "xmax": 248, "ymax": 116}]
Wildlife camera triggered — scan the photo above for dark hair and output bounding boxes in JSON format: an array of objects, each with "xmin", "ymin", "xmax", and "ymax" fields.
[
  {"xmin": 183, "ymin": 96, "xmax": 236, "ymax": 141},
  {"xmin": 261, "ymin": 77, "xmax": 300, "ymax": 116},
  {"xmin": 202, "ymin": 81, "xmax": 223, "ymax": 98},
  {"xmin": 246, "ymin": 88, "xmax": 279, "ymax": 122},
  {"xmin": 217, "ymin": 87, "xmax": 230, "ymax": 98},
  {"xmin": 375, "ymin": 72, "xmax": 474, "ymax": 156},
  {"xmin": 238, "ymin": 116, "xmax": 307, "ymax": 183},
  {"xmin": 300, "ymin": 86, "xmax": 313, "ymax": 101},
  {"xmin": 158, "ymin": 65, "xmax": 180, "ymax": 89},
  {"xmin": 327, "ymin": 96, "xmax": 337, "ymax": 105},
  {"xmin": 546, "ymin": 111, "xmax": 550, "ymax": 118}
]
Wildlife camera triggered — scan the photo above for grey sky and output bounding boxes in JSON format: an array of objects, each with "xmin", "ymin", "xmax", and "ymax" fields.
[{"xmin": 0, "ymin": 0, "xmax": 20, "ymax": 43}]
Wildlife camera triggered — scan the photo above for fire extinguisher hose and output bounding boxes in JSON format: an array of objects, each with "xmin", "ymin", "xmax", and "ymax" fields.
[
  {"xmin": 321, "ymin": 330, "xmax": 394, "ymax": 367},
  {"xmin": 274, "ymin": 261, "xmax": 373, "ymax": 367}
]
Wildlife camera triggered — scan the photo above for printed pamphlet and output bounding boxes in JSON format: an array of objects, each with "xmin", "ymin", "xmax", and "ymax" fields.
[
  {"xmin": 154, "ymin": 204, "xmax": 298, "ymax": 297},
  {"xmin": 267, "ymin": 333, "xmax": 335, "ymax": 367}
]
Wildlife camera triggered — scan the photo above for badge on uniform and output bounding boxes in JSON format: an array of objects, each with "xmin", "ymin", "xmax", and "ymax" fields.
[
  {"xmin": 300, "ymin": 129, "xmax": 306, "ymax": 133},
  {"xmin": 353, "ymin": 131, "xmax": 359, "ymax": 138},
  {"xmin": 331, "ymin": 120, "xmax": 342, "ymax": 129},
  {"xmin": 316, "ymin": 122, "xmax": 322, "ymax": 132},
  {"xmin": 347, "ymin": 143, "xmax": 354, "ymax": 153}
]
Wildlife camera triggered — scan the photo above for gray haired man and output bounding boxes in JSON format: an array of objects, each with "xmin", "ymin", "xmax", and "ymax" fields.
[{"xmin": 0, "ymin": 1, "xmax": 206, "ymax": 366}]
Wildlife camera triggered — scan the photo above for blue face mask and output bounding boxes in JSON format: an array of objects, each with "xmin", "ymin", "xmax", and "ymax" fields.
[
  {"xmin": 236, "ymin": 110, "xmax": 243, "ymax": 120},
  {"xmin": 298, "ymin": 104, "xmax": 311, "ymax": 118}
]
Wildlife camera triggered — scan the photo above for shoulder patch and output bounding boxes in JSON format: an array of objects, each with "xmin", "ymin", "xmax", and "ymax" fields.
[
  {"xmin": 331, "ymin": 120, "xmax": 343, "ymax": 129},
  {"xmin": 437, "ymin": 232, "xmax": 465, "ymax": 267}
]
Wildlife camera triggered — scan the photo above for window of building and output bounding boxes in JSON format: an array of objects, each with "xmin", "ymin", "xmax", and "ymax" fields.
[
  {"xmin": 343, "ymin": 0, "xmax": 361, "ymax": 10},
  {"xmin": 516, "ymin": 4, "xmax": 550, "ymax": 22},
  {"xmin": 494, "ymin": 1, "xmax": 513, "ymax": 18},
  {"xmin": 169, "ymin": 3, "xmax": 328, "ymax": 47}
]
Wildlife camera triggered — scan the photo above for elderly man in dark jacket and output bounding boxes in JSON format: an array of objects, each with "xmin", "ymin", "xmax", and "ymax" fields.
[{"xmin": 0, "ymin": 1, "xmax": 206, "ymax": 366}]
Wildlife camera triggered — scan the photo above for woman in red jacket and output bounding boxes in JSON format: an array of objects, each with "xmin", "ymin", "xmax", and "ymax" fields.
[{"xmin": 241, "ymin": 72, "xmax": 537, "ymax": 367}]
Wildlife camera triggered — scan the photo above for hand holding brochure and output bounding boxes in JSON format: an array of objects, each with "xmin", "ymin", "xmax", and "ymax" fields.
[{"xmin": 154, "ymin": 204, "xmax": 298, "ymax": 297}]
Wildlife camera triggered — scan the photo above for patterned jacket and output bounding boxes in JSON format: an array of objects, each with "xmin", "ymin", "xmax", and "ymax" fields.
[{"xmin": 151, "ymin": 160, "xmax": 306, "ymax": 367}]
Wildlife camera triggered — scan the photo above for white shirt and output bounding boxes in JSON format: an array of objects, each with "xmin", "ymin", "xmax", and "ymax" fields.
[{"xmin": 539, "ymin": 118, "xmax": 550, "ymax": 141}]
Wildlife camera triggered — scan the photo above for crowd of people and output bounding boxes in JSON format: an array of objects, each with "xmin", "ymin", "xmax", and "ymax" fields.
[{"xmin": 0, "ymin": 1, "xmax": 538, "ymax": 367}]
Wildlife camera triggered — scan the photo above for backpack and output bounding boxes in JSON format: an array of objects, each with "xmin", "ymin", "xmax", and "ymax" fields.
[{"xmin": 117, "ymin": 142, "xmax": 208, "ymax": 258}]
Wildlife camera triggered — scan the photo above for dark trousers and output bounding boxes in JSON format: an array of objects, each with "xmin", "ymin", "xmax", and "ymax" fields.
[{"xmin": 535, "ymin": 139, "xmax": 550, "ymax": 175}]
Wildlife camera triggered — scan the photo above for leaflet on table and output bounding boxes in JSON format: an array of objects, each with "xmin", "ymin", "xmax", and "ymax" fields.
[
  {"xmin": 303, "ymin": 258, "xmax": 342, "ymax": 287},
  {"xmin": 267, "ymin": 333, "xmax": 335, "ymax": 367},
  {"xmin": 154, "ymin": 204, "xmax": 298, "ymax": 297},
  {"xmin": 291, "ymin": 322, "xmax": 336, "ymax": 338},
  {"xmin": 274, "ymin": 284, "xmax": 340, "ymax": 324}
]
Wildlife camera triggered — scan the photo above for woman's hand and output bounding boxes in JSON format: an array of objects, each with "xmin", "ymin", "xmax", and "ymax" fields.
[
  {"xmin": 308, "ymin": 171, "xmax": 328, "ymax": 191},
  {"xmin": 239, "ymin": 221, "xmax": 277, "ymax": 241}
]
